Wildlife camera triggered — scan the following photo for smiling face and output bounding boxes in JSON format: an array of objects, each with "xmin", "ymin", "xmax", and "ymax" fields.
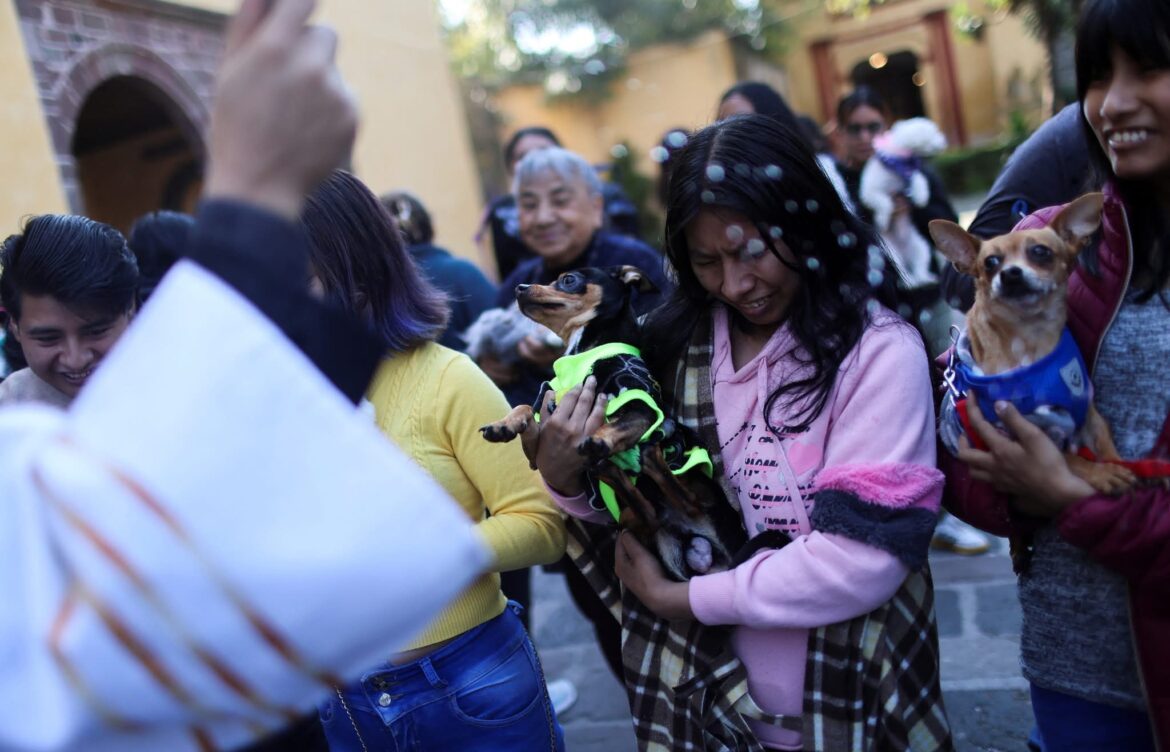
[
  {"xmin": 684, "ymin": 208, "xmax": 800, "ymax": 335},
  {"xmin": 11, "ymin": 294, "xmax": 132, "ymax": 398},
  {"xmin": 1083, "ymin": 44, "xmax": 1170, "ymax": 190},
  {"xmin": 517, "ymin": 169, "xmax": 604, "ymax": 269}
]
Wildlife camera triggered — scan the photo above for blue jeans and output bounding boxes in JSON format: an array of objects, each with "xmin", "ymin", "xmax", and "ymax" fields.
[
  {"xmin": 320, "ymin": 602, "xmax": 565, "ymax": 751},
  {"xmin": 1030, "ymin": 683, "xmax": 1155, "ymax": 752}
]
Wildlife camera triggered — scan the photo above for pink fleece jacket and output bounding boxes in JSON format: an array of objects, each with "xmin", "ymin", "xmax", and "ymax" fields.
[{"xmin": 551, "ymin": 305, "xmax": 942, "ymax": 751}]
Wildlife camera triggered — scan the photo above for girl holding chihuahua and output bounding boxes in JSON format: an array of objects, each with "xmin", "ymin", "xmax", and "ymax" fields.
[
  {"xmin": 946, "ymin": 0, "xmax": 1170, "ymax": 749},
  {"xmin": 534, "ymin": 115, "xmax": 952, "ymax": 750},
  {"xmin": 301, "ymin": 171, "xmax": 568, "ymax": 752}
]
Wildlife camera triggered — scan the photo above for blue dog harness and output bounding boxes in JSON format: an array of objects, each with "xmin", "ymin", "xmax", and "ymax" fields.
[{"xmin": 940, "ymin": 328, "xmax": 1092, "ymax": 453}]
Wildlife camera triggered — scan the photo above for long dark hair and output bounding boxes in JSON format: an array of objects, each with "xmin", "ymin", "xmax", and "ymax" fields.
[
  {"xmin": 301, "ymin": 170, "xmax": 448, "ymax": 354},
  {"xmin": 643, "ymin": 114, "xmax": 900, "ymax": 434},
  {"xmin": 1075, "ymin": 0, "xmax": 1170, "ymax": 298}
]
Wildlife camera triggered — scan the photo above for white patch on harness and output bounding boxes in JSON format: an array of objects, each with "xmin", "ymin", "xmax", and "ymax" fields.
[{"xmin": 1060, "ymin": 358, "xmax": 1086, "ymax": 397}]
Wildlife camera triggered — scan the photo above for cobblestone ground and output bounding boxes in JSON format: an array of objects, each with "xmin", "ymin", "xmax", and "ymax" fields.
[{"xmin": 531, "ymin": 537, "xmax": 1034, "ymax": 752}]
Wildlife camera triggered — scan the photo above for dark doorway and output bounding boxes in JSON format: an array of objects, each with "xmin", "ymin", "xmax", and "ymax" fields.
[
  {"xmin": 72, "ymin": 76, "xmax": 203, "ymax": 233},
  {"xmin": 850, "ymin": 50, "xmax": 926, "ymax": 122}
]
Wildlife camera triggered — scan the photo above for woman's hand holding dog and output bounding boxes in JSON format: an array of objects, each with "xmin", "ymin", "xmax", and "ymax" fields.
[
  {"xmin": 959, "ymin": 392, "xmax": 1095, "ymax": 517},
  {"xmin": 533, "ymin": 376, "xmax": 608, "ymax": 496},
  {"xmin": 615, "ymin": 532, "xmax": 694, "ymax": 621}
]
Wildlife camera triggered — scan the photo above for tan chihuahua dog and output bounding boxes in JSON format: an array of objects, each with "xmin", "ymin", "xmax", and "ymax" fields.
[{"xmin": 929, "ymin": 192, "xmax": 1135, "ymax": 494}]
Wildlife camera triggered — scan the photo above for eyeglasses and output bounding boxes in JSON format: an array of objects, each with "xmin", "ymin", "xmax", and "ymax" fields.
[{"xmin": 845, "ymin": 121, "xmax": 884, "ymax": 136}]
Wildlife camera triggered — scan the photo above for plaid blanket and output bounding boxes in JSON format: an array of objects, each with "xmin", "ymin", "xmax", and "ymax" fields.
[{"xmin": 564, "ymin": 309, "xmax": 953, "ymax": 751}]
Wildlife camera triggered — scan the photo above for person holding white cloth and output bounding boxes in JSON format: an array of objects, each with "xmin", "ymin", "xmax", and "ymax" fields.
[{"xmin": 0, "ymin": 1, "xmax": 489, "ymax": 750}]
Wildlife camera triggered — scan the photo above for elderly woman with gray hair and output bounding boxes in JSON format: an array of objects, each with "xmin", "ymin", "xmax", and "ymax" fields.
[
  {"xmin": 478, "ymin": 146, "xmax": 671, "ymax": 396},
  {"xmin": 475, "ymin": 146, "xmax": 672, "ymax": 685}
]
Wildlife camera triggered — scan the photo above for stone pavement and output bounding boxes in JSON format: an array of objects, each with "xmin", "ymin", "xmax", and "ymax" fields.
[{"xmin": 530, "ymin": 536, "xmax": 1034, "ymax": 752}]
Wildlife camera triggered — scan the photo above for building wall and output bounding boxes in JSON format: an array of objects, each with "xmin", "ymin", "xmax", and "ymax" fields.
[
  {"xmin": 487, "ymin": 0, "xmax": 1049, "ymax": 182},
  {"xmin": 0, "ymin": 0, "xmax": 69, "ymax": 228},
  {"xmin": 778, "ymin": 0, "xmax": 1047, "ymax": 144},
  {"xmin": 0, "ymin": 0, "xmax": 484, "ymax": 264},
  {"xmin": 491, "ymin": 31, "xmax": 738, "ymax": 178}
]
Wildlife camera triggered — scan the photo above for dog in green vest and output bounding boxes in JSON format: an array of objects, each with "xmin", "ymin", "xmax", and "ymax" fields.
[{"xmin": 481, "ymin": 266, "xmax": 748, "ymax": 581}]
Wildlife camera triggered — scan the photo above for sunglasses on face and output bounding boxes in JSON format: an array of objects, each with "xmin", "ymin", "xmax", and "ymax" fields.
[{"xmin": 845, "ymin": 121, "xmax": 883, "ymax": 136}]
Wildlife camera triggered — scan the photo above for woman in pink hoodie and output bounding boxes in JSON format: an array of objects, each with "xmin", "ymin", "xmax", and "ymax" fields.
[{"xmin": 535, "ymin": 115, "xmax": 952, "ymax": 751}]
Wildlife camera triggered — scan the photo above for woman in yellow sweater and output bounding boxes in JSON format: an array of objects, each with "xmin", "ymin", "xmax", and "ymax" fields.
[{"xmin": 301, "ymin": 170, "xmax": 567, "ymax": 751}]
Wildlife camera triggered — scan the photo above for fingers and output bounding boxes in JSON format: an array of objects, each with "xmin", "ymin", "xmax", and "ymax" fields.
[
  {"xmin": 538, "ymin": 388, "xmax": 556, "ymax": 421},
  {"xmin": 259, "ymin": 0, "xmax": 317, "ymax": 42},
  {"xmin": 224, "ymin": 0, "xmax": 269, "ymax": 56},
  {"xmin": 569, "ymin": 376, "xmax": 599, "ymax": 424}
]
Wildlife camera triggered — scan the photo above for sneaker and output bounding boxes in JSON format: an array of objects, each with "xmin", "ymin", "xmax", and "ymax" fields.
[
  {"xmin": 546, "ymin": 678, "xmax": 578, "ymax": 717},
  {"xmin": 932, "ymin": 513, "xmax": 992, "ymax": 555}
]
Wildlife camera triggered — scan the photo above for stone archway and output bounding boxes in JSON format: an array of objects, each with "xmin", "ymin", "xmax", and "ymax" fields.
[
  {"xmin": 13, "ymin": 0, "xmax": 225, "ymax": 216},
  {"xmin": 71, "ymin": 73, "xmax": 205, "ymax": 231}
]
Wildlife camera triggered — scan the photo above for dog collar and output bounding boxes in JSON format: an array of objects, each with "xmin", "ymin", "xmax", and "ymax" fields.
[{"xmin": 949, "ymin": 328, "xmax": 1091, "ymax": 429}]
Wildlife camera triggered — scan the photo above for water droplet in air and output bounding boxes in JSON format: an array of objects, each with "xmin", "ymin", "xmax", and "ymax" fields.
[{"xmin": 706, "ymin": 164, "xmax": 726, "ymax": 182}]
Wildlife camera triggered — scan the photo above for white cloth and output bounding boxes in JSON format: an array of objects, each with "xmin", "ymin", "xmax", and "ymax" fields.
[{"xmin": 0, "ymin": 261, "xmax": 490, "ymax": 751}]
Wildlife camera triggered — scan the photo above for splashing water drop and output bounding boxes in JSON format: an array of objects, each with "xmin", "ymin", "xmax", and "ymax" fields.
[
  {"xmin": 667, "ymin": 131, "xmax": 688, "ymax": 149},
  {"xmin": 805, "ymin": 199, "xmax": 819, "ymax": 213},
  {"xmin": 735, "ymin": 163, "xmax": 751, "ymax": 177},
  {"xmin": 610, "ymin": 144, "xmax": 629, "ymax": 159},
  {"xmin": 726, "ymin": 224, "xmax": 744, "ymax": 243},
  {"xmin": 837, "ymin": 232, "xmax": 857, "ymax": 248},
  {"xmin": 701, "ymin": 190, "xmax": 715, "ymax": 204},
  {"xmin": 867, "ymin": 299, "xmax": 882, "ymax": 316},
  {"xmin": 649, "ymin": 146, "xmax": 669, "ymax": 163},
  {"xmin": 765, "ymin": 164, "xmax": 782, "ymax": 180},
  {"xmin": 745, "ymin": 238, "xmax": 766, "ymax": 257},
  {"xmin": 785, "ymin": 200, "xmax": 799, "ymax": 213},
  {"xmin": 769, "ymin": 226, "xmax": 783, "ymax": 239},
  {"xmin": 867, "ymin": 269, "xmax": 885, "ymax": 287},
  {"xmin": 706, "ymin": 164, "xmax": 726, "ymax": 182},
  {"xmin": 806, "ymin": 257, "xmax": 822, "ymax": 271}
]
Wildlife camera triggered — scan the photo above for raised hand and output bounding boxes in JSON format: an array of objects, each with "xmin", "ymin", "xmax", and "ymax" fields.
[{"xmin": 204, "ymin": 0, "xmax": 357, "ymax": 220}]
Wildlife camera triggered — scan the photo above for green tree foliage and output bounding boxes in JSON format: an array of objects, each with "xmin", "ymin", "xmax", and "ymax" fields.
[{"xmin": 443, "ymin": 0, "xmax": 786, "ymax": 100}]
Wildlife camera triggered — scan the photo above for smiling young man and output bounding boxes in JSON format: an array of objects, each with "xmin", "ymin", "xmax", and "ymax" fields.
[{"xmin": 0, "ymin": 214, "xmax": 137, "ymax": 408}]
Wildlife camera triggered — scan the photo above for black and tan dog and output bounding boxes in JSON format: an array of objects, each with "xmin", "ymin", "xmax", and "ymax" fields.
[{"xmin": 481, "ymin": 266, "xmax": 777, "ymax": 581}]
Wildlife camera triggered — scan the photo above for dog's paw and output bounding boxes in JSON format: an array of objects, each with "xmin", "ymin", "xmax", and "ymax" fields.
[
  {"xmin": 578, "ymin": 436, "xmax": 613, "ymax": 462},
  {"xmin": 685, "ymin": 537, "xmax": 714, "ymax": 575},
  {"xmin": 1086, "ymin": 462, "xmax": 1138, "ymax": 495},
  {"xmin": 481, "ymin": 422, "xmax": 520, "ymax": 442}
]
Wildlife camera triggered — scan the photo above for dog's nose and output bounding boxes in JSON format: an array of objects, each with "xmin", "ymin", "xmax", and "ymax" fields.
[
  {"xmin": 1001, "ymin": 266, "xmax": 1024, "ymax": 282},
  {"xmin": 515, "ymin": 284, "xmax": 530, "ymax": 296}
]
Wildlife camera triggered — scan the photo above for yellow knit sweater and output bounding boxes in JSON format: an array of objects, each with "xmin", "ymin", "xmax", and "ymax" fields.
[{"xmin": 366, "ymin": 343, "xmax": 566, "ymax": 650}]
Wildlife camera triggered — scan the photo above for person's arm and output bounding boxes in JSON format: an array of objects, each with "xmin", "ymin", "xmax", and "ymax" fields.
[
  {"xmin": 686, "ymin": 323, "xmax": 940, "ymax": 628},
  {"xmin": 1059, "ymin": 487, "xmax": 1170, "ymax": 590},
  {"xmin": 185, "ymin": 201, "xmax": 381, "ymax": 402},
  {"xmin": 439, "ymin": 355, "xmax": 566, "ymax": 571}
]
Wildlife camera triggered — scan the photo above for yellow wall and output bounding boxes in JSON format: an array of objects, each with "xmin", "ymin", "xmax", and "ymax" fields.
[
  {"xmin": 2, "ymin": 0, "xmax": 484, "ymax": 265},
  {"xmin": 487, "ymin": 1, "xmax": 1048, "ymax": 195},
  {"xmin": 492, "ymin": 30, "xmax": 738, "ymax": 176},
  {"xmin": 0, "ymin": 1, "xmax": 68, "ymax": 234}
]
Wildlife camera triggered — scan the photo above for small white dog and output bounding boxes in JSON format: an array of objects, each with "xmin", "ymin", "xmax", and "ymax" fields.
[{"xmin": 859, "ymin": 117, "xmax": 948, "ymax": 287}]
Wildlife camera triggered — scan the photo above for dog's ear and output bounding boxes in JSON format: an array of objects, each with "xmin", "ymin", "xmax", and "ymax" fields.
[
  {"xmin": 928, "ymin": 220, "xmax": 981, "ymax": 274},
  {"xmin": 611, "ymin": 265, "xmax": 658, "ymax": 294},
  {"xmin": 1050, "ymin": 192, "xmax": 1104, "ymax": 248}
]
